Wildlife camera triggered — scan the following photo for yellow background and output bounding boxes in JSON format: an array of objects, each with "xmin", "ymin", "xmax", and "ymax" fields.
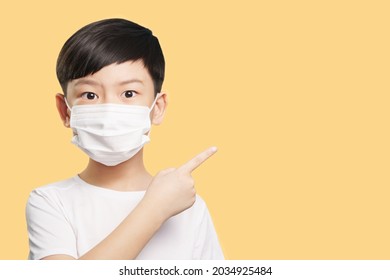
[{"xmin": 1, "ymin": 0, "xmax": 389, "ymax": 259}]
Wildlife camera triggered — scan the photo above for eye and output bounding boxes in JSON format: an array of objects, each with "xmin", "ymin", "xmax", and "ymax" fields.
[
  {"xmin": 122, "ymin": 90, "xmax": 137, "ymax": 98},
  {"xmin": 81, "ymin": 92, "xmax": 98, "ymax": 100}
]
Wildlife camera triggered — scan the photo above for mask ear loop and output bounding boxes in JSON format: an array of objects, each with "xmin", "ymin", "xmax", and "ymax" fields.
[
  {"xmin": 63, "ymin": 97, "xmax": 73, "ymax": 128},
  {"xmin": 149, "ymin": 93, "xmax": 160, "ymax": 112},
  {"xmin": 64, "ymin": 97, "xmax": 72, "ymax": 112},
  {"xmin": 147, "ymin": 93, "xmax": 161, "ymax": 136}
]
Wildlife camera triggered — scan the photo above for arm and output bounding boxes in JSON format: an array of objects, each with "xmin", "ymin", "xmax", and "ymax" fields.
[{"xmin": 40, "ymin": 147, "xmax": 217, "ymax": 260}]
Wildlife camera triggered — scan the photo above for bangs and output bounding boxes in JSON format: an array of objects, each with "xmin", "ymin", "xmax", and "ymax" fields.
[{"xmin": 56, "ymin": 18, "xmax": 165, "ymax": 95}]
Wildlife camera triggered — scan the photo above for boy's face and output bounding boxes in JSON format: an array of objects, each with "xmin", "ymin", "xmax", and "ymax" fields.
[{"xmin": 56, "ymin": 60, "xmax": 166, "ymax": 127}]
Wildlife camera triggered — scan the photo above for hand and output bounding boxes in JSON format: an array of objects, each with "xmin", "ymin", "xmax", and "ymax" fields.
[{"xmin": 143, "ymin": 146, "xmax": 218, "ymax": 222}]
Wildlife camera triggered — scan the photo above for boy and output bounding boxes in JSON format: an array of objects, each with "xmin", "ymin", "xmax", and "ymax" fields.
[{"xmin": 26, "ymin": 18, "xmax": 224, "ymax": 260}]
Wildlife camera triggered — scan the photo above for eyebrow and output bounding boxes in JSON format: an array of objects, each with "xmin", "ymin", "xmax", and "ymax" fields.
[
  {"xmin": 119, "ymin": 79, "xmax": 144, "ymax": 86},
  {"xmin": 73, "ymin": 78, "xmax": 144, "ymax": 87},
  {"xmin": 73, "ymin": 79, "xmax": 101, "ymax": 87}
]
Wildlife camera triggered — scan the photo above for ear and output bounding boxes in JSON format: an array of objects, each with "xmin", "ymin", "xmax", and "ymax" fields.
[
  {"xmin": 151, "ymin": 92, "xmax": 168, "ymax": 125},
  {"xmin": 55, "ymin": 93, "xmax": 71, "ymax": 127}
]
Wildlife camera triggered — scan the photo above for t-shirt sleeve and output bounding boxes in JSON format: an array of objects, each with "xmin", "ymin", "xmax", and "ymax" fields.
[
  {"xmin": 192, "ymin": 199, "xmax": 224, "ymax": 260},
  {"xmin": 26, "ymin": 189, "xmax": 77, "ymax": 260}
]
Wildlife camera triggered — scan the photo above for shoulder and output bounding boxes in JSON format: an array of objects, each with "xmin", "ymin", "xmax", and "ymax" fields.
[
  {"xmin": 27, "ymin": 177, "xmax": 78, "ymax": 207},
  {"xmin": 31, "ymin": 177, "xmax": 78, "ymax": 193}
]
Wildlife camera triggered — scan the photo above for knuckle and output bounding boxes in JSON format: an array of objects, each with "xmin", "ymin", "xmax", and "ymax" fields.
[
  {"xmin": 157, "ymin": 167, "xmax": 175, "ymax": 176},
  {"xmin": 178, "ymin": 171, "xmax": 189, "ymax": 181},
  {"xmin": 164, "ymin": 167, "xmax": 175, "ymax": 172}
]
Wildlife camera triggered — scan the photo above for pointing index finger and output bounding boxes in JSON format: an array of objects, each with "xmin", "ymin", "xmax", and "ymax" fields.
[{"xmin": 179, "ymin": 146, "xmax": 218, "ymax": 173}]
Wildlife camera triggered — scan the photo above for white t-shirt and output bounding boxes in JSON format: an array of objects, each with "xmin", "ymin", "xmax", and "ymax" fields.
[{"xmin": 26, "ymin": 176, "xmax": 224, "ymax": 260}]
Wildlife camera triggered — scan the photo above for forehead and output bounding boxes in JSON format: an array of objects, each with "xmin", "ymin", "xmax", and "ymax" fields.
[{"xmin": 68, "ymin": 60, "xmax": 153, "ymax": 89}]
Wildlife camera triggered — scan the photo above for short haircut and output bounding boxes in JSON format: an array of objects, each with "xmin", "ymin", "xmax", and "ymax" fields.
[{"xmin": 56, "ymin": 18, "xmax": 165, "ymax": 96}]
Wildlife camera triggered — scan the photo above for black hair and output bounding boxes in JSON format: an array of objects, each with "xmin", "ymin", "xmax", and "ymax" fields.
[{"xmin": 56, "ymin": 18, "xmax": 165, "ymax": 96}]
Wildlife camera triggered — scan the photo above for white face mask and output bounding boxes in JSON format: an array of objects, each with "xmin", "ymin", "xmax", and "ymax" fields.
[{"xmin": 65, "ymin": 96, "xmax": 159, "ymax": 166}]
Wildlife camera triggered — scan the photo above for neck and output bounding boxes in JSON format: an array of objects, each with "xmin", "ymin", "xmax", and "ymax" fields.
[{"xmin": 78, "ymin": 149, "xmax": 152, "ymax": 191}]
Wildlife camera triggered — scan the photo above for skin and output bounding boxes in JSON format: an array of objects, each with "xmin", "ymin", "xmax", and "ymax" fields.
[{"xmin": 45, "ymin": 60, "xmax": 217, "ymax": 259}]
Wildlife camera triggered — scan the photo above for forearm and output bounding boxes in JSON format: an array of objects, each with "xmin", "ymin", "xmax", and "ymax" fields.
[
  {"xmin": 79, "ymin": 198, "xmax": 164, "ymax": 260},
  {"xmin": 42, "ymin": 198, "xmax": 165, "ymax": 260}
]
